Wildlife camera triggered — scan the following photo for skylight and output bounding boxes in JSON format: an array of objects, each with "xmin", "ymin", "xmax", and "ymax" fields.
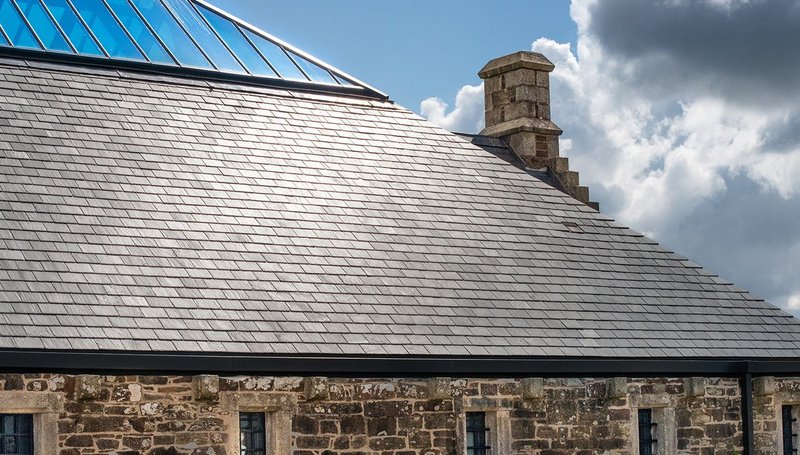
[{"xmin": 0, "ymin": 0, "xmax": 384, "ymax": 97}]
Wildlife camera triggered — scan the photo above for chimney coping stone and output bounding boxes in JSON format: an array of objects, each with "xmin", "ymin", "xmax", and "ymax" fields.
[
  {"xmin": 478, "ymin": 51, "xmax": 555, "ymax": 79},
  {"xmin": 481, "ymin": 117, "xmax": 563, "ymax": 138}
]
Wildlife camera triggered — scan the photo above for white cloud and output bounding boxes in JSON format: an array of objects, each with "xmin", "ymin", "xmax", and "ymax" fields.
[
  {"xmin": 420, "ymin": 0, "xmax": 800, "ymax": 317},
  {"xmin": 789, "ymin": 294, "xmax": 800, "ymax": 310},
  {"xmin": 419, "ymin": 83, "xmax": 484, "ymax": 133}
]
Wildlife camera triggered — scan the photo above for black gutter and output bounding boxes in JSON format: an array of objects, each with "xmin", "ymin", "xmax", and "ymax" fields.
[
  {"xmin": 1, "ymin": 350, "xmax": 800, "ymax": 377},
  {"xmin": 0, "ymin": 46, "xmax": 390, "ymax": 101}
]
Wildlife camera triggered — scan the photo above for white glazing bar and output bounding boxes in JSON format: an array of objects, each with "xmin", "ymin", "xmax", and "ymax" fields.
[
  {"xmin": 192, "ymin": 0, "xmax": 385, "ymax": 96},
  {"xmin": 9, "ymin": 0, "xmax": 46, "ymax": 49},
  {"xmin": 157, "ymin": 0, "xmax": 216, "ymax": 70},
  {"xmin": 98, "ymin": 0, "xmax": 149, "ymax": 61},
  {"xmin": 63, "ymin": 0, "xmax": 111, "ymax": 57},
  {"xmin": 122, "ymin": 0, "xmax": 179, "ymax": 65},
  {"xmin": 186, "ymin": 0, "xmax": 249, "ymax": 75},
  {"xmin": 37, "ymin": 0, "xmax": 77, "ymax": 53}
]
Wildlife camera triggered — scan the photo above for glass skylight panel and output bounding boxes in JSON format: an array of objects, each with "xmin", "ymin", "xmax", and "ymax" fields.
[
  {"xmin": 162, "ymin": 0, "xmax": 243, "ymax": 73},
  {"xmin": 70, "ymin": 0, "xmax": 143, "ymax": 60},
  {"xmin": 242, "ymin": 28, "xmax": 307, "ymax": 81},
  {"xmin": 15, "ymin": 0, "xmax": 72, "ymax": 52},
  {"xmin": 0, "ymin": 0, "xmax": 380, "ymax": 97},
  {"xmin": 42, "ymin": 0, "xmax": 104, "ymax": 56},
  {"xmin": 130, "ymin": 0, "xmax": 211, "ymax": 69},
  {"xmin": 195, "ymin": 3, "xmax": 275, "ymax": 77},
  {"xmin": 0, "ymin": 0, "xmax": 40, "ymax": 49},
  {"xmin": 104, "ymin": 0, "xmax": 173, "ymax": 64},
  {"xmin": 288, "ymin": 51, "xmax": 338, "ymax": 84}
]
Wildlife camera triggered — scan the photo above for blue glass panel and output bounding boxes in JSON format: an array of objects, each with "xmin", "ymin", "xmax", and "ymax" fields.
[
  {"xmin": 195, "ymin": 4, "xmax": 275, "ymax": 77},
  {"xmin": 104, "ymin": 0, "xmax": 172, "ymax": 64},
  {"xmin": 0, "ymin": 0, "xmax": 40, "ymax": 48},
  {"xmin": 162, "ymin": 0, "xmax": 241, "ymax": 72},
  {"xmin": 71, "ymin": 0, "xmax": 143, "ymax": 59},
  {"xmin": 288, "ymin": 51, "xmax": 337, "ymax": 84},
  {"xmin": 335, "ymin": 75, "xmax": 357, "ymax": 87},
  {"xmin": 15, "ymin": 0, "xmax": 72, "ymax": 52},
  {"xmin": 42, "ymin": 0, "xmax": 103, "ymax": 56},
  {"xmin": 242, "ymin": 29, "xmax": 306, "ymax": 81},
  {"xmin": 129, "ymin": 0, "xmax": 210, "ymax": 68},
  {"xmin": 0, "ymin": 25, "xmax": 9, "ymax": 45}
]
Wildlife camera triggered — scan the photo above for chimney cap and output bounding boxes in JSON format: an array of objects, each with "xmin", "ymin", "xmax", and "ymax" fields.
[{"xmin": 478, "ymin": 51, "xmax": 555, "ymax": 79}]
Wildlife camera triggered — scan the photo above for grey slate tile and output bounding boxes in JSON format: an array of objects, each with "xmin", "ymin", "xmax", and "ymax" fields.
[{"xmin": 0, "ymin": 60, "xmax": 798, "ymax": 358}]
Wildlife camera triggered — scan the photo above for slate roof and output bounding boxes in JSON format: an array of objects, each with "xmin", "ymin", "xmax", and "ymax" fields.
[{"xmin": 1, "ymin": 57, "xmax": 799, "ymax": 359}]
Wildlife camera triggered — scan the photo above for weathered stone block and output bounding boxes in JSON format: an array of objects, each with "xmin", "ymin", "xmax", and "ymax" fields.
[
  {"xmin": 304, "ymin": 376, "xmax": 329, "ymax": 401},
  {"xmin": 426, "ymin": 377, "xmax": 451, "ymax": 400},
  {"xmin": 520, "ymin": 377, "xmax": 544, "ymax": 400},
  {"xmin": 64, "ymin": 435, "xmax": 93, "ymax": 447},
  {"xmin": 192, "ymin": 374, "xmax": 219, "ymax": 401},
  {"xmin": 340, "ymin": 415, "xmax": 366, "ymax": 434},
  {"xmin": 685, "ymin": 377, "xmax": 706, "ymax": 398},
  {"xmin": 74, "ymin": 375, "xmax": 102, "ymax": 402},
  {"xmin": 606, "ymin": 377, "xmax": 628, "ymax": 399},
  {"xmin": 755, "ymin": 376, "xmax": 775, "ymax": 395}
]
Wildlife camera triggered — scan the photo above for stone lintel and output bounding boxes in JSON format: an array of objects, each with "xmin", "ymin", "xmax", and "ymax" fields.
[
  {"xmin": 479, "ymin": 51, "xmax": 555, "ymax": 79},
  {"xmin": 685, "ymin": 377, "xmax": 706, "ymax": 398},
  {"xmin": 481, "ymin": 118, "xmax": 562, "ymax": 139},
  {"xmin": 754, "ymin": 376, "xmax": 775, "ymax": 396},
  {"xmin": 304, "ymin": 376, "xmax": 330, "ymax": 401},
  {"xmin": 193, "ymin": 374, "xmax": 220, "ymax": 401},
  {"xmin": 427, "ymin": 377, "xmax": 452, "ymax": 400},
  {"xmin": 520, "ymin": 377, "xmax": 544, "ymax": 400},
  {"xmin": 606, "ymin": 377, "xmax": 629, "ymax": 399}
]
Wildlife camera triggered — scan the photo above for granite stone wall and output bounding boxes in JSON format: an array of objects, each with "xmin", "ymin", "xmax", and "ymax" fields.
[{"xmin": 0, "ymin": 373, "xmax": 795, "ymax": 455}]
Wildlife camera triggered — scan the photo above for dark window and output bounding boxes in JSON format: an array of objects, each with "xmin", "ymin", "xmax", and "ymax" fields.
[
  {"xmin": 784, "ymin": 405, "xmax": 797, "ymax": 455},
  {"xmin": 638, "ymin": 409, "xmax": 657, "ymax": 455},
  {"xmin": 1, "ymin": 414, "xmax": 33, "ymax": 455},
  {"xmin": 466, "ymin": 412, "xmax": 490, "ymax": 455},
  {"xmin": 239, "ymin": 412, "xmax": 266, "ymax": 455}
]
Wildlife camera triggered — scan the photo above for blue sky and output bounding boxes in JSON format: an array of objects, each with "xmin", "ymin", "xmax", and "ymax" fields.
[{"xmin": 211, "ymin": 0, "xmax": 576, "ymax": 110}]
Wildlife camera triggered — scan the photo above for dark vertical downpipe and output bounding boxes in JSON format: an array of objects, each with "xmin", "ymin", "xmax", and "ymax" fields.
[{"xmin": 742, "ymin": 370, "xmax": 755, "ymax": 455}]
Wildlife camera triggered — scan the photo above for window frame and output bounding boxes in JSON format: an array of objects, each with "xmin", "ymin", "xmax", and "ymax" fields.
[
  {"xmin": 0, "ymin": 413, "xmax": 34, "ymax": 455},
  {"xmin": 465, "ymin": 411, "xmax": 491, "ymax": 455},
  {"xmin": 637, "ymin": 409, "xmax": 657, "ymax": 455},
  {"xmin": 239, "ymin": 411, "xmax": 267, "ymax": 455},
  {"xmin": 459, "ymin": 397, "xmax": 511, "ymax": 455},
  {"xmin": 629, "ymin": 393, "xmax": 677, "ymax": 455},
  {"xmin": 783, "ymin": 405, "xmax": 798, "ymax": 455},
  {"xmin": 220, "ymin": 392, "xmax": 294, "ymax": 455},
  {"xmin": 0, "ymin": 392, "xmax": 61, "ymax": 455}
]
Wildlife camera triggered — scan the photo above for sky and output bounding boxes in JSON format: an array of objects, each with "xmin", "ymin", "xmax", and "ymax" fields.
[{"xmin": 212, "ymin": 0, "xmax": 800, "ymax": 317}]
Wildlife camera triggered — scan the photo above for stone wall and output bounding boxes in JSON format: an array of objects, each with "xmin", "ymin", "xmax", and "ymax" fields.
[{"xmin": 0, "ymin": 373, "xmax": 795, "ymax": 455}]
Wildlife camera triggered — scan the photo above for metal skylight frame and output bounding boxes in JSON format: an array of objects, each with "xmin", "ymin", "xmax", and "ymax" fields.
[{"xmin": 0, "ymin": 0, "xmax": 388, "ymax": 99}]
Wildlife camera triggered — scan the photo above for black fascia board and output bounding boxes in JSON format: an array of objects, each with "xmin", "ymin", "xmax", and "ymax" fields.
[
  {"xmin": 0, "ymin": 46, "xmax": 389, "ymax": 101},
  {"xmin": 1, "ymin": 350, "xmax": 800, "ymax": 377}
]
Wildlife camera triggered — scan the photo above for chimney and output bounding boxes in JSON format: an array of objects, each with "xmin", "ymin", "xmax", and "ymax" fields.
[{"xmin": 479, "ymin": 51, "xmax": 597, "ymax": 209}]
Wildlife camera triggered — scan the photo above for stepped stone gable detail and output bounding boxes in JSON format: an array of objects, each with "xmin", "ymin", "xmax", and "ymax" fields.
[{"xmin": 1, "ymin": 373, "xmax": 797, "ymax": 454}]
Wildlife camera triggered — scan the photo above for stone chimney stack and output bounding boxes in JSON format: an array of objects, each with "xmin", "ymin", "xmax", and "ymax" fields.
[{"xmin": 479, "ymin": 51, "xmax": 596, "ymax": 209}]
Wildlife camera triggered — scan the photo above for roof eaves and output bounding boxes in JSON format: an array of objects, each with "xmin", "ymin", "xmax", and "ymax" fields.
[{"xmin": 2, "ymin": 350, "xmax": 800, "ymax": 377}]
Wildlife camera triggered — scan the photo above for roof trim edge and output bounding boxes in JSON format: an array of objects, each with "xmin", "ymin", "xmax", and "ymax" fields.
[
  {"xmin": 0, "ymin": 45, "xmax": 389, "ymax": 100},
  {"xmin": 1, "ymin": 350, "xmax": 799, "ymax": 377}
]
